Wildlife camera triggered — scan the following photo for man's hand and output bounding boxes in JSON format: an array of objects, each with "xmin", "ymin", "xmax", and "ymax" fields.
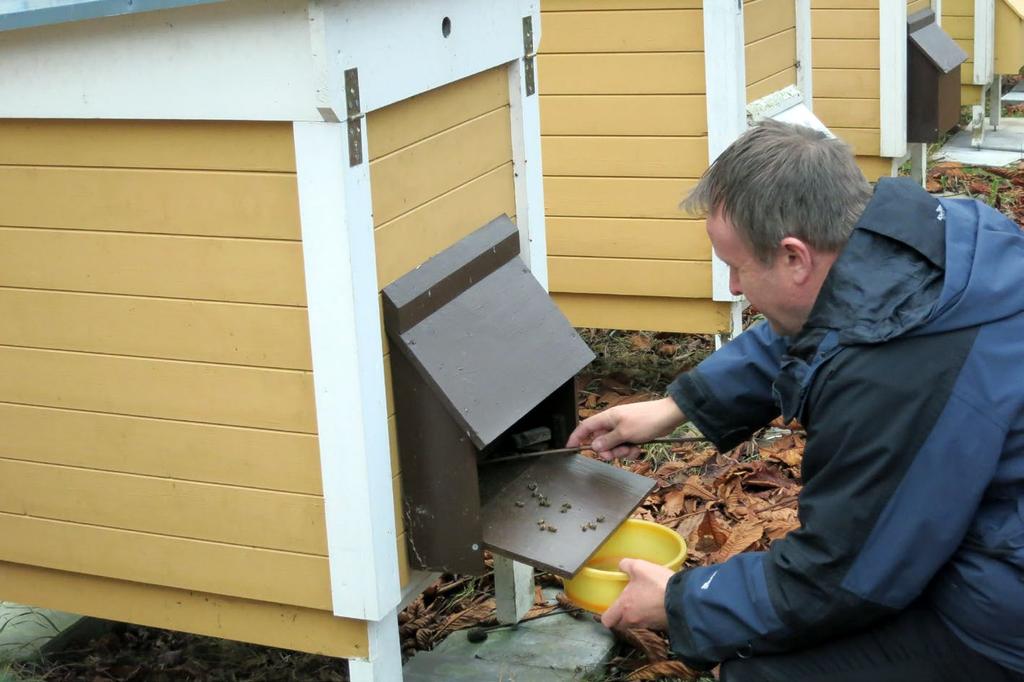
[
  {"xmin": 567, "ymin": 397, "xmax": 685, "ymax": 460},
  {"xmin": 600, "ymin": 559, "xmax": 674, "ymax": 631}
]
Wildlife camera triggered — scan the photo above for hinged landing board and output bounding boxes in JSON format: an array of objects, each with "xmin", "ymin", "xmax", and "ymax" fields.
[
  {"xmin": 383, "ymin": 216, "xmax": 654, "ymax": 577},
  {"xmin": 478, "ymin": 455, "xmax": 655, "ymax": 577}
]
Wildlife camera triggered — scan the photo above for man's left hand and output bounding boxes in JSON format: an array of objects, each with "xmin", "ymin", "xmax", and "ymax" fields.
[{"xmin": 600, "ymin": 558, "xmax": 675, "ymax": 631}]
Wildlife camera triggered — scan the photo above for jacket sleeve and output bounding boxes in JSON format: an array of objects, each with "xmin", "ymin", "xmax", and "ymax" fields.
[
  {"xmin": 666, "ymin": 321, "xmax": 789, "ymax": 452},
  {"xmin": 664, "ymin": 327, "xmax": 1006, "ymax": 667}
]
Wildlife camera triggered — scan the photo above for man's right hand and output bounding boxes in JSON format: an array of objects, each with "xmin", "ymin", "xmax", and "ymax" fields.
[{"xmin": 566, "ymin": 397, "xmax": 686, "ymax": 460}]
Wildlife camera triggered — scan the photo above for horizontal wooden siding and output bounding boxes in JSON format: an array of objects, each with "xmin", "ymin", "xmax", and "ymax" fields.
[
  {"xmin": 0, "ymin": 119, "xmax": 370, "ymax": 652},
  {"xmin": 811, "ymin": 1, "xmax": 889, "ymax": 178},
  {"xmin": 539, "ymin": 2, "xmax": 731, "ymax": 334},
  {"xmin": 745, "ymin": 0, "xmax": 798, "ymax": 101}
]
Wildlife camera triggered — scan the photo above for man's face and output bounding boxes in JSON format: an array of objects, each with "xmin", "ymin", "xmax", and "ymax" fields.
[{"xmin": 706, "ymin": 208, "xmax": 803, "ymax": 336}]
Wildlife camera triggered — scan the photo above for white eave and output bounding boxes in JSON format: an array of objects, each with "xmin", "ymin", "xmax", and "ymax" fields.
[{"xmin": 0, "ymin": 0, "xmax": 227, "ymax": 32}]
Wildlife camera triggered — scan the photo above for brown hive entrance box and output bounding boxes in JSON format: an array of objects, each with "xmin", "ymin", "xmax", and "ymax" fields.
[
  {"xmin": 383, "ymin": 215, "xmax": 655, "ymax": 577},
  {"xmin": 907, "ymin": 9, "xmax": 968, "ymax": 143}
]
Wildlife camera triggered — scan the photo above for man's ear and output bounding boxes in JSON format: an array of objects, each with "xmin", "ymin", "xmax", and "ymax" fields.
[{"xmin": 778, "ymin": 237, "xmax": 814, "ymax": 285}]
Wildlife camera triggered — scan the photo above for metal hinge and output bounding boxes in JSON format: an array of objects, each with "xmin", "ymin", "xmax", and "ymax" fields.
[
  {"xmin": 344, "ymin": 67, "xmax": 364, "ymax": 166},
  {"xmin": 522, "ymin": 16, "xmax": 536, "ymax": 97}
]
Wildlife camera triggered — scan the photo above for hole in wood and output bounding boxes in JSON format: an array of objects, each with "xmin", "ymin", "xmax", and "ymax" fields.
[{"xmin": 441, "ymin": 16, "xmax": 452, "ymax": 38}]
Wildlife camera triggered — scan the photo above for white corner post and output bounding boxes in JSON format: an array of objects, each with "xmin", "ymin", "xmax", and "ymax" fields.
[
  {"xmin": 795, "ymin": 0, "xmax": 813, "ymax": 107},
  {"xmin": 349, "ymin": 609, "xmax": 402, "ymax": 682},
  {"xmin": 909, "ymin": 142, "xmax": 929, "ymax": 187},
  {"xmin": 493, "ymin": 0, "xmax": 544, "ymax": 625},
  {"xmin": 974, "ymin": 0, "xmax": 995, "ymax": 86},
  {"xmin": 933, "ymin": 0, "xmax": 943, "ymax": 26},
  {"xmin": 972, "ymin": 0, "xmax": 996, "ymax": 145},
  {"xmin": 704, "ymin": 0, "xmax": 747, "ymax": 345},
  {"xmin": 509, "ymin": 1, "xmax": 548, "ymax": 289},
  {"xmin": 294, "ymin": 121, "xmax": 400, "ymax": 625},
  {"xmin": 879, "ymin": 0, "xmax": 908, "ymax": 161}
]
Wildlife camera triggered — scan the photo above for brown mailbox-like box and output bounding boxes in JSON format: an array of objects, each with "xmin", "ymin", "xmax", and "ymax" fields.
[
  {"xmin": 383, "ymin": 216, "xmax": 655, "ymax": 577},
  {"xmin": 907, "ymin": 9, "xmax": 968, "ymax": 143}
]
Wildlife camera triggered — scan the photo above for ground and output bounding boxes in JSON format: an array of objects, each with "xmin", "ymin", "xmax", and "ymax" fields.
[{"xmin": 5, "ymin": 105, "xmax": 1024, "ymax": 682}]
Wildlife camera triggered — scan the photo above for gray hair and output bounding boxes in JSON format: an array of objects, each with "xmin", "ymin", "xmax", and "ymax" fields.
[{"xmin": 681, "ymin": 120, "xmax": 872, "ymax": 263}]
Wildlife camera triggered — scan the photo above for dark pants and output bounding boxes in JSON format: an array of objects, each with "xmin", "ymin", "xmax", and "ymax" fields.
[{"xmin": 720, "ymin": 605, "xmax": 1024, "ymax": 682}]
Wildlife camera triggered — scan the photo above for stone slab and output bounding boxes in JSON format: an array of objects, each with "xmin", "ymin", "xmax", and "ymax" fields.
[
  {"xmin": 933, "ymin": 118, "xmax": 1024, "ymax": 166},
  {"xmin": 403, "ymin": 589, "xmax": 614, "ymax": 682},
  {"xmin": 0, "ymin": 602, "xmax": 81, "ymax": 662},
  {"xmin": 1002, "ymin": 80, "xmax": 1024, "ymax": 104}
]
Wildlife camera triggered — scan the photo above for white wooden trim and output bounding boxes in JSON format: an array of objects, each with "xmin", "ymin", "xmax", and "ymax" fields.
[
  {"xmin": 0, "ymin": 0, "xmax": 321, "ymax": 120},
  {"xmin": 349, "ymin": 608, "xmax": 402, "ymax": 682},
  {"xmin": 704, "ymin": 0, "xmax": 746, "ymax": 303},
  {"xmin": 974, "ymin": 0, "xmax": 995, "ymax": 85},
  {"xmin": 316, "ymin": 0, "xmax": 524, "ymax": 117},
  {"xmin": 879, "ymin": 0, "xmax": 908, "ymax": 158},
  {"xmin": 294, "ymin": 121, "xmax": 400, "ymax": 621},
  {"xmin": 0, "ymin": 0, "xmax": 228, "ymax": 31},
  {"xmin": 933, "ymin": 0, "xmax": 943, "ymax": 25},
  {"xmin": 507, "ymin": 5, "xmax": 548, "ymax": 289},
  {"xmin": 0, "ymin": 0, "xmax": 525, "ymax": 121},
  {"xmin": 795, "ymin": 0, "xmax": 813, "ymax": 106}
]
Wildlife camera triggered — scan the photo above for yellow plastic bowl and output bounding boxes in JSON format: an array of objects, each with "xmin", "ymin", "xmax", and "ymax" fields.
[{"xmin": 563, "ymin": 519, "xmax": 687, "ymax": 614}]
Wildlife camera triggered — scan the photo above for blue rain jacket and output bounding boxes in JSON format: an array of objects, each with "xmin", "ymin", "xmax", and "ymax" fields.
[{"xmin": 664, "ymin": 177, "xmax": 1024, "ymax": 672}]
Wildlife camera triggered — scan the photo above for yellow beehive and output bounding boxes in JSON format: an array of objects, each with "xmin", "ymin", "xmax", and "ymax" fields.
[
  {"xmin": 538, "ymin": 0, "xmax": 815, "ymax": 336},
  {"xmin": 811, "ymin": 0, "xmax": 915, "ymax": 181},
  {"xmin": 943, "ymin": 0, "xmax": 1024, "ymax": 106},
  {"xmin": 0, "ymin": 2, "xmax": 543, "ymax": 680}
]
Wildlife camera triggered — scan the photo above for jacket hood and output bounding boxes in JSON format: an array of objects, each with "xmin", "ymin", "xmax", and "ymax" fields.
[
  {"xmin": 775, "ymin": 176, "xmax": 1024, "ymax": 420},
  {"xmin": 801, "ymin": 176, "xmax": 1024, "ymax": 348}
]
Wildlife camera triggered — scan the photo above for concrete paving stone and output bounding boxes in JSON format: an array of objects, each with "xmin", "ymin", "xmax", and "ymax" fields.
[
  {"xmin": 0, "ymin": 602, "xmax": 81, "ymax": 662},
  {"xmin": 404, "ymin": 589, "xmax": 614, "ymax": 682},
  {"xmin": 934, "ymin": 118, "xmax": 1024, "ymax": 166},
  {"xmin": 1002, "ymin": 81, "xmax": 1024, "ymax": 103},
  {"xmin": 403, "ymin": 652, "xmax": 597, "ymax": 682}
]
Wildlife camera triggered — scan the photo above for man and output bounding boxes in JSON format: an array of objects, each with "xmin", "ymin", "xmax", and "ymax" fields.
[{"xmin": 568, "ymin": 121, "xmax": 1024, "ymax": 681}]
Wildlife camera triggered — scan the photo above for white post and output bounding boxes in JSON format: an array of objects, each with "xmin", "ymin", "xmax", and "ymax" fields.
[
  {"xmin": 494, "ymin": 554, "xmax": 535, "ymax": 624},
  {"xmin": 508, "ymin": 4, "xmax": 548, "ymax": 289},
  {"xmin": 493, "ymin": 1, "xmax": 543, "ymax": 623},
  {"xmin": 703, "ymin": 0, "xmax": 747, "ymax": 306},
  {"xmin": 908, "ymin": 142, "xmax": 929, "ymax": 188},
  {"xmin": 990, "ymin": 74, "xmax": 1002, "ymax": 130},
  {"xmin": 795, "ymin": 0, "xmax": 813, "ymax": 107},
  {"xmin": 879, "ymin": 0, "xmax": 908, "ymax": 159},
  {"xmin": 973, "ymin": 0, "xmax": 995, "ymax": 86},
  {"xmin": 294, "ymin": 121, "xmax": 400, "ymax": 622},
  {"xmin": 349, "ymin": 609, "xmax": 403, "ymax": 682},
  {"xmin": 972, "ymin": 86, "xmax": 988, "ymax": 148}
]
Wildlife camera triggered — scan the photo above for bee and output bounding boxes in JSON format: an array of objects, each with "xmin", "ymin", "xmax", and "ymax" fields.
[
  {"xmin": 596, "ymin": 516, "xmax": 606, "ymax": 523},
  {"xmin": 546, "ymin": 526, "xmax": 558, "ymax": 533},
  {"xmin": 586, "ymin": 522, "xmax": 598, "ymax": 530},
  {"xmin": 537, "ymin": 519, "xmax": 546, "ymax": 525},
  {"xmin": 527, "ymin": 482, "xmax": 538, "ymax": 491},
  {"xmin": 561, "ymin": 502, "xmax": 572, "ymax": 510},
  {"xmin": 514, "ymin": 500, "xmax": 525, "ymax": 508},
  {"xmin": 580, "ymin": 525, "xmax": 588, "ymax": 532}
]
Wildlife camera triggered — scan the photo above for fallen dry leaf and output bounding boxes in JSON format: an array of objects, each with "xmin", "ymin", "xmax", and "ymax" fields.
[
  {"xmin": 630, "ymin": 334, "xmax": 653, "ymax": 351},
  {"xmin": 627, "ymin": 659, "xmax": 702, "ymax": 681},
  {"xmin": 711, "ymin": 521, "xmax": 764, "ymax": 563},
  {"xmin": 662, "ymin": 489, "xmax": 686, "ymax": 517},
  {"xmin": 620, "ymin": 628, "xmax": 669, "ymax": 663}
]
